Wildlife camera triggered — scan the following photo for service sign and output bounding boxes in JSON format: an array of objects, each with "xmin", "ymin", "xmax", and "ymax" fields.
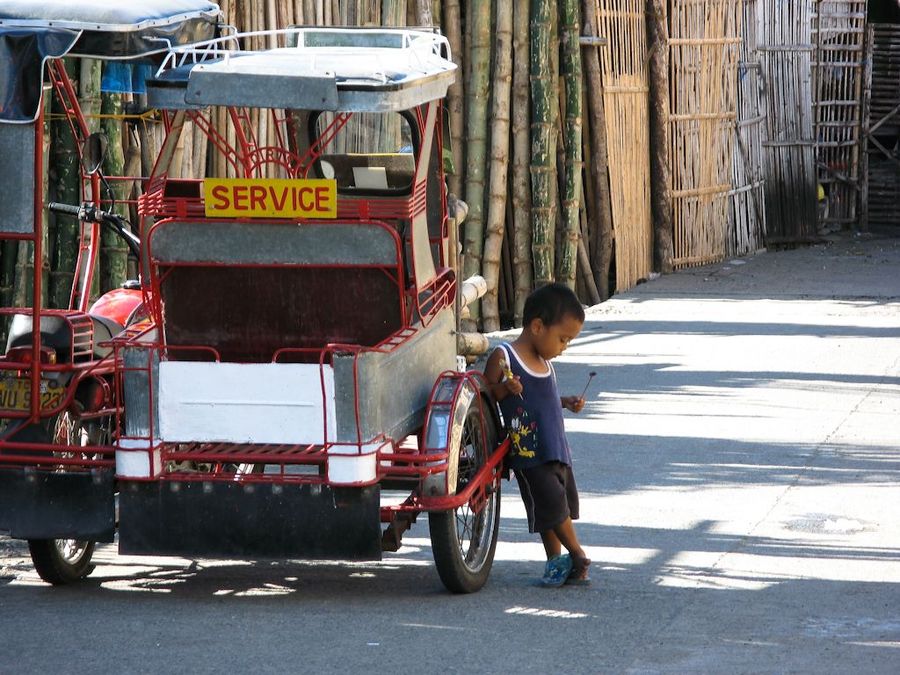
[{"xmin": 203, "ymin": 178, "xmax": 338, "ymax": 219}]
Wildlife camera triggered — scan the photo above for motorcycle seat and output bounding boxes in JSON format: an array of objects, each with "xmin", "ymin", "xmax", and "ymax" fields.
[{"xmin": 5, "ymin": 313, "xmax": 124, "ymax": 361}]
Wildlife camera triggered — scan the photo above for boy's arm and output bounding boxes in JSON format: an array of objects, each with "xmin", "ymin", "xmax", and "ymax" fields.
[{"xmin": 485, "ymin": 348, "xmax": 523, "ymax": 401}]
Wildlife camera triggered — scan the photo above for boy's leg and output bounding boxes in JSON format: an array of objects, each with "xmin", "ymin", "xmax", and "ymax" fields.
[
  {"xmin": 540, "ymin": 530, "xmax": 562, "ymax": 559},
  {"xmin": 549, "ymin": 517, "xmax": 586, "ymax": 562}
]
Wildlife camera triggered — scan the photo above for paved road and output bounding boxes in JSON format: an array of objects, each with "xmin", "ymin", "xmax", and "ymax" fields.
[{"xmin": 2, "ymin": 230, "xmax": 899, "ymax": 674}]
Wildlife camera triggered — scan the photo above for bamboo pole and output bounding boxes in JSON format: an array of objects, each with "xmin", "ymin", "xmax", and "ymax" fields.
[
  {"xmin": 99, "ymin": 87, "xmax": 129, "ymax": 295},
  {"xmin": 577, "ymin": 164, "xmax": 601, "ymax": 304},
  {"xmin": 581, "ymin": 0, "xmax": 614, "ymax": 300},
  {"xmin": 49, "ymin": 60, "xmax": 82, "ymax": 309},
  {"xmin": 646, "ymin": 0, "xmax": 673, "ymax": 273},
  {"xmin": 383, "ymin": 1, "xmax": 406, "ymax": 28},
  {"xmin": 443, "ymin": 0, "xmax": 465, "ymax": 198},
  {"xmin": 461, "ymin": 0, "xmax": 492, "ymax": 321},
  {"xmin": 416, "ymin": 0, "xmax": 433, "ymax": 24},
  {"xmin": 530, "ymin": 0, "xmax": 557, "ymax": 286},
  {"xmin": 558, "ymin": 0, "xmax": 583, "ymax": 291},
  {"xmin": 512, "ymin": 0, "xmax": 533, "ymax": 324},
  {"xmin": 481, "ymin": 0, "xmax": 513, "ymax": 332}
]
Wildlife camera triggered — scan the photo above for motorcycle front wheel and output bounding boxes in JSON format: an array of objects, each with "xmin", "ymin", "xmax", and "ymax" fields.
[
  {"xmin": 27, "ymin": 412, "xmax": 110, "ymax": 585},
  {"xmin": 28, "ymin": 539, "xmax": 96, "ymax": 585}
]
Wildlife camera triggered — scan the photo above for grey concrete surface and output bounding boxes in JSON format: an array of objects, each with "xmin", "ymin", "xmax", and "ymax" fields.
[{"xmin": 1, "ymin": 229, "xmax": 899, "ymax": 674}]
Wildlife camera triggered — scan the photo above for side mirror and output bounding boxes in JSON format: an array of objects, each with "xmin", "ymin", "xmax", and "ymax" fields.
[{"xmin": 81, "ymin": 132, "xmax": 108, "ymax": 175}]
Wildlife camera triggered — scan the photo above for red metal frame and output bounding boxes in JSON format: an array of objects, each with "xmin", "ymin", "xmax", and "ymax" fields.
[
  {"xmin": 0, "ymin": 62, "xmax": 122, "ymax": 470},
  {"xmin": 119, "ymin": 99, "xmax": 481, "ymax": 497}
]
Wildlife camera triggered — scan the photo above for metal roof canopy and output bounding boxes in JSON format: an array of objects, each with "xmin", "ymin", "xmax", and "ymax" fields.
[
  {"xmin": 147, "ymin": 27, "xmax": 457, "ymax": 112},
  {"xmin": 0, "ymin": 1, "xmax": 221, "ymax": 59}
]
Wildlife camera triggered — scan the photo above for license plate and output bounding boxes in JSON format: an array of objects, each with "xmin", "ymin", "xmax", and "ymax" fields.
[{"xmin": 0, "ymin": 377, "xmax": 65, "ymax": 413}]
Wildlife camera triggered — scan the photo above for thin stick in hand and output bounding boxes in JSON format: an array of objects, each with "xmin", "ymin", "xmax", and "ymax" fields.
[{"xmin": 579, "ymin": 371, "xmax": 597, "ymax": 401}]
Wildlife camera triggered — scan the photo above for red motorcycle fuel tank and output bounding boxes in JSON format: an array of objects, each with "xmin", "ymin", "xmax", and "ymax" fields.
[{"xmin": 89, "ymin": 287, "xmax": 145, "ymax": 327}]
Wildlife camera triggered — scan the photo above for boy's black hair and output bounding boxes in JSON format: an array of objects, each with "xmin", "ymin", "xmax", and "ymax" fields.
[{"xmin": 522, "ymin": 283, "xmax": 585, "ymax": 327}]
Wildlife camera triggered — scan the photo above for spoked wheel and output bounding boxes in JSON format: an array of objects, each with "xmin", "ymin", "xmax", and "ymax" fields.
[
  {"xmin": 27, "ymin": 412, "xmax": 110, "ymax": 585},
  {"xmin": 429, "ymin": 400, "xmax": 501, "ymax": 593},
  {"xmin": 27, "ymin": 539, "xmax": 96, "ymax": 586}
]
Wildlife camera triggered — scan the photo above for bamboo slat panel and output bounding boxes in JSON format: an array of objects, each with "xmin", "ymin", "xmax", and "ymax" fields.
[
  {"xmin": 669, "ymin": 0, "xmax": 743, "ymax": 269},
  {"xmin": 867, "ymin": 24, "xmax": 900, "ymax": 136},
  {"xmin": 756, "ymin": 0, "xmax": 818, "ymax": 243},
  {"xmin": 729, "ymin": 0, "xmax": 766, "ymax": 256},
  {"xmin": 596, "ymin": 0, "xmax": 652, "ymax": 291},
  {"xmin": 862, "ymin": 24, "xmax": 900, "ymax": 228},
  {"xmin": 812, "ymin": 0, "xmax": 867, "ymax": 231}
]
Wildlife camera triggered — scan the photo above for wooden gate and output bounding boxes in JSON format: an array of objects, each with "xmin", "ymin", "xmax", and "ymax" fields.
[
  {"xmin": 669, "ymin": 0, "xmax": 743, "ymax": 268},
  {"xmin": 596, "ymin": 0, "xmax": 653, "ymax": 290},
  {"xmin": 812, "ymin": 0, "xmax": 867, "ymax": 233},
  {"xmin": 730, "ymin": 0, "xmax": 766, "ymax": 256},
  {"xmin": 861, "ymin": 23, "xmax": 900, "ymax": 228},
  {"xmin": 757, "ymin": 0, "xmax": 819, "ymax": 243}
]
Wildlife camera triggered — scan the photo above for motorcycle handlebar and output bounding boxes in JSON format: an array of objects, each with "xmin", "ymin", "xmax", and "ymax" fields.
[
  {"xmin": 47, "ymin": 202, "xmax": 141, "ymax": 260},
  {"xmin": 47, "ymin": 201, "xmax": 84, "ymax": 218},
  {"xmin": 48, "ymin": 202, "xmax": 119, "ymax": 225}
]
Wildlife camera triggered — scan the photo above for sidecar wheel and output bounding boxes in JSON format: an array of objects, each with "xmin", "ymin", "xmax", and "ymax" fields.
[
  {"xmin": 429, "ymin": 400, "xmax": 501, "ymax": 594},
  {"xmin": 28, "ymin": 539, "xmax": 96, "ymax": 585}
]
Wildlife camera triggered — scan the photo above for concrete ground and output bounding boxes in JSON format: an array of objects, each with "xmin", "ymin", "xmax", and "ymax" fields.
[
  {"xmin": 546, "ymin": 227, "xmax": 900, "ymax": 672},
  {"xmin": 1, "ymin": 228, "xmax": 898, "ymax": 674}
]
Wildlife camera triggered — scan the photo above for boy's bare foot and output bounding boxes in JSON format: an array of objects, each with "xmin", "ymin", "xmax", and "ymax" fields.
[{"xmin": 566, "ymin": 556, "xmax": 591, "ymax": 585}]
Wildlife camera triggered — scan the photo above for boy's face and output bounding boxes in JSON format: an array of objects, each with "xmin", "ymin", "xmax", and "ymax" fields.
[{"xmin": 531, "ymin": 313, "xmax": 584, "ymax": 360}]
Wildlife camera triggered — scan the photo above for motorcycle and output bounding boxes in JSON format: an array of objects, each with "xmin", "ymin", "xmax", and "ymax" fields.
[{"xmin": 0, "ymin": 194, "xmax": 145, "ymax": 584}]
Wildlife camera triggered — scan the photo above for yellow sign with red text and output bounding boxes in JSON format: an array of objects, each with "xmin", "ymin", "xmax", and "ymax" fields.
[{"xmin": 203, "ymin": 178, "xmax": 337, "ymax": 218}]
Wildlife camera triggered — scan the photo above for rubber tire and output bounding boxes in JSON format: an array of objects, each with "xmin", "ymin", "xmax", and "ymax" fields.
[
  {"xmin": 28, "ymin": 539, "xmax": 96, "ymax": 585},
  {"xmin": 429, "ymin": 401, "xmax": 502, "ymax": 594},
  {"xmin": 24, "ymin": 412, "xmax": 107, "ymax": 585}
]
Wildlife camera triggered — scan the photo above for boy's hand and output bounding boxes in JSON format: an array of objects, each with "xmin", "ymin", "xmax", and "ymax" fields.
[
  {"xmin": 504, "ymin": 376, "xmax": 524, "ymax": 396},
  {"xmin": 561, "ymin": 395, "xmax": 585, "ymax": 413}
]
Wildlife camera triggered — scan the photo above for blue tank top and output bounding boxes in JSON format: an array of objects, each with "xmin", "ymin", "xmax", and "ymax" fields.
[{"xmin": 496, "ymin": 342, "xmax": 571, "ymax": 470}]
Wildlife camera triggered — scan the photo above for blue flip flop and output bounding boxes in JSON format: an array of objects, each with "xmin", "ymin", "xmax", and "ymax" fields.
[{"xmin": 540, "ymin": 554, "xmax": 572, "ymax": 587}]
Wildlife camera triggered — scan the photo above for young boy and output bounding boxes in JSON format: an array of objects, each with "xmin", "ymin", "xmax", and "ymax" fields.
[{"xmin": 485, "ymin": 283, "xmax": 591, "ymax": 586}]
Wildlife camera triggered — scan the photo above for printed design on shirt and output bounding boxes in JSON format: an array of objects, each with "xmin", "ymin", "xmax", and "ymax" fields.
[{"xmin": 508, "ymin": 405, "xmax": 537, "ymax": 459}]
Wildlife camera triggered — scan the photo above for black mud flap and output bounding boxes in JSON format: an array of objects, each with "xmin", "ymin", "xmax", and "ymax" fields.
[
  {"xmin": 119, "ymin": 481, "xmax": 382, "ymax": 560},
  {"xmin": 0, "ymin": 468, "xmax": 116, "ymax": 541}
]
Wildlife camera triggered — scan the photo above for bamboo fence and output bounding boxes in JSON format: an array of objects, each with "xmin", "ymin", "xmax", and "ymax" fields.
[
  {"xmin": 595, "ymin": 0, "xmax": 653, "ymax": 290},
  {"xmin": 729, "ymin": 0, "xmax": 766, "ymax": 256},
  {"xmin": 5, "ymin": 0, "xmax": 887, "ymax": 337},
  {"xmin": 668, "ymin": 0, "xmax": 743, "ymax": 268},
  {"xmin": 812, "ymin": 0, "xmax": 867, "ymax": 232},
  {"xmin": 757, "ymin": 0, "xmax": 819, "ymax": 243},
  {"xmin": 861, "ymin": 23, "xmax": 900, "ymax": 228}
]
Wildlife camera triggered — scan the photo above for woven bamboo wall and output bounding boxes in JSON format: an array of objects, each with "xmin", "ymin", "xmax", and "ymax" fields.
[
  {"xmin": 595, "ymin": 0, "xmax": 653, "ymax": 290},
  {"xmin": 861, "ymin": 23, "xmax": 900, "ymax": 228},
  {"xmin": 812, "ymin": 0, "xmax": 867, "ymax": 233},
  {"xmin": 669, "ymin": 0, "xmax": 743, "ymax": 268},
  {"xmin": 729, "ymin": 0, "xmax": 766, "ymax": 256},
  {"xmin": 757, "ymin": 0, "xmax": 818, "ymax": 243}
]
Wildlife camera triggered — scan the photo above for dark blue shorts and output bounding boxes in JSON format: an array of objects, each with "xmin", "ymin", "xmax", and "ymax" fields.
[{"xmin": 514, "ymin": 461, "xmax": 580, "ymax": 533}]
